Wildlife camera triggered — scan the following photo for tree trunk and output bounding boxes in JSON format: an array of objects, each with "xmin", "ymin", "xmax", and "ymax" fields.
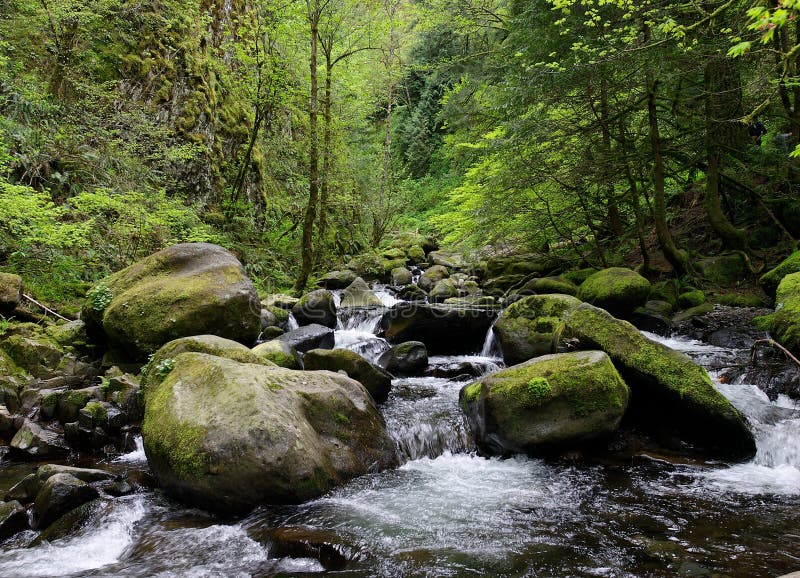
[
  {"xmin": 704, "ymin": 58, "xmax": 748, "ymax": 251},
  {"xmin": 295, "ymin": 6, "xmax": 321, "ymax": 292},
  {"xmin": 318, "ymin": 56, "xmax": 333, "ymax": 248},
  {"xmin": 648, "ymin": 76, "xmax": 690, "ymax": 277},
  {"xmin": 619, "ymin": 118, "xmax": 651, "ymax": 274},
  {"xmin": 599, "ymin": 76, "xmax": 623, "ymax": 237}
]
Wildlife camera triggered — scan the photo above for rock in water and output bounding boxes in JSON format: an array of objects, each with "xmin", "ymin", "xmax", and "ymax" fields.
[
  {"xmin": 0, "ymin": 501, "xmax": 28, "ymax": 540},
  {"xmin": 460, "ymin": 351, "xmax": 628, "ymax": 455},
  {"xmin": 317, "ymin": 270, "xmax": 358, "ymax": 290},
  {"xmin": 81, "ymin": 243, "xmax": 261, "ymax": 360},
  {"xmin": 493, "ymin": 294, "xmax": 583, "ymax": 365},
  {"xmin": 378, "ymin": 341, "xmax": 428, "ymax": 375},
  {"xmin": 340, "ymin": 278, "xmax": 383, "ymax": 308},
  {"xmin": 417, "ymin": 265, "xmax": 449, "ymax": 292},
  {"xmin": 10, "ymin": 420, "xmax": 70, "ymax": 458},
  {"xmin": 565, "ymin": 303, "xmax": 756, "ymax": 460},
  {"xmin": 303, "ymin": 349, "xmax": 393, "ymax": 403},
  {"xmin": 142, "ymin": 352, "xmax": 396, "ymax": 514},
  {"xmin": 33, "ymin": 473, "xmax": 99, "ymax": 529},
  {"xmin": 577, "ymin": 267, "xmax": 651, "ymax": 317},
  {"xmin": 292, "ymin": 289, "xmax": 337, "ymax": 328},
  {"xmin": 278, "ymin": 324, "xmax": 335, "ymax": 353}
]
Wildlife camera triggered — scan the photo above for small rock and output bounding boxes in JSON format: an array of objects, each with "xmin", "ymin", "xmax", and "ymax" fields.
[
  {"xmin": 10, "ymin": 420, "xmax": 70, "ymax": 458},
  {"xmin": 378, "ymin": 342, "xmax": 428, "ymax": 375},
  {"xmin": 33, "ymin": 473, "xmax": 99, "ymax": 529},
  {"xmin": 277, "ymin": 324, "xmax": 335, "ymax": 353}
]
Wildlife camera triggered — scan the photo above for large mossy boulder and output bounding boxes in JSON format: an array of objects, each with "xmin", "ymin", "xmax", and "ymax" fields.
[
  {"xmin": 519, "ymin": 276, "xmax": 578, "ymax": 297},
  {"xmin": 428, "ymin": 250, "xmax": 466, "ymax": 269},
  {"xmin": 417, "ymin": 265, "xmax": 449, "ymax": 292},
  {"xmin": 340, "ymin": 278, "xmax": 383, "ymax": 308},
  {"xmin": 429, "ymin": 278, "xmax": 459, "ymax": 303},
  {"xmin": 143, "ymin": 352, "xmax": 396, "ymax": 514},
  {"xmin": 292, "ymin": 289, "xmax": 337, "ymax": 329},
  {"xmin": 141, "ymin": 335, "xmax": 275, "ymax": 396},
  {"xmin": 770, "ymin": 272, "xmax": 800, "ymax": 353},
  {"xmin": 493, "ymin": 294, "xmax": 582, "ymax": 365},
  {"xmin": 1, "ymin": 334, "xmax": 63, "ymax": 378},
  {"xmin": 81, "ymin": 243, "xmax": 261, "ymax": 360},
  {"xmin": 317, "ymin": 270, "xmax": 358, "ymax": 290},
  {"xmin": 303, "ymin": 349, "xmax": 393, "ymax": 403},
  {"xmin": 760, "ymin": 250, "xmax": 800, "ymax": 298},
  {"xmin": 460, "ymin": 351, "xmax": 629, "ymax": 456},
  {"xmin": 564, "ymin": 303, "xmax": 756, "ymax": 459},
  {"xmin": 0, "ymin": 272, "xmax": 23, "ymax": 313},
  {"xmin": 382, "ymin": 302, "xmax": 498, "ymax": 355},
  {"xmin": 577, "ymin": 267, "xmax": 651, "ymax": 317},
  {"xmin": 391, "ymin": 267, "xmax": 412, "ymax": 286},
  {"xmin": 485, "ymin": 253, "xmax": 562, "ymax": 279},
  {"xmin": 695, "ymin": 253, "xmax": 750, "ymax": 287},
  {"xmin": 345, "ymin": 253, "xmax": 384, "ymax": 281}
]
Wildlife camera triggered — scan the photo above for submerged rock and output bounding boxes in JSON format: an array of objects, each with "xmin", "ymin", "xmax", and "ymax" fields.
[
  {"xmin": 292, "ymin": 289, "xmax": 337, "ymax": 329},
  {"xmin": 460, "ymin": 351, "xmax": 629, "ymax": 455},
  {"xmin": 303, "ymin": 348, "xmax": 393, "ymax": 403},
  {"xmin": 577, "ymin": 268, "xmax": 650, "ymax": 317},
  {"xmin": 81, "ymin": 243, "xmax": 261, "ymax": 359},
  {"xmin": 565, "ymin": 304, "xmax": 756, "ymax": 459},
  {"xmin": 493, "ymin": 294, "xmax": 582, "ymax": 365},
  {"xmin": 269, "ymin": 526, "xmax": 362, "ymax": 571},
  {"xmin": 143, "ymin": 352, "xmax": 396, "ymax": 514}
]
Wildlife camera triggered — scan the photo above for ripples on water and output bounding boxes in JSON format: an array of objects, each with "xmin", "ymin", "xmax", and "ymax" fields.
[{"xmin": 2, "ymin": 313, "xmax": 800, "ymax": 576}]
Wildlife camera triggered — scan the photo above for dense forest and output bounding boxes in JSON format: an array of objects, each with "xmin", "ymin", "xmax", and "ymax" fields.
[{"xmin": 2, "ymin": 0, "xmax": 800, "ymax": 307}]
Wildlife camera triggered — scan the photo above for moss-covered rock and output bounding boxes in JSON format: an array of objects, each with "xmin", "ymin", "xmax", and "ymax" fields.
[
  {"xmin": 760, "ymin": 250, "xmax": 800, "ymax": 298},
  {"xmin": 81, "ymin": 243, "xmax": 261, "ymax": 360},
  {"xmin": 377, "ymin": 341, "xmax": 428, "ymax": 375},
  {"xmin": 303, "ymin": 348, "xmax": 393, "ymax": 403},
  {"xmin": 142, "ymin": 352, "xmax": 396, "ymax": 514},
  {"xmin": 649, "ymin": 280, "xmax": 680, "ymax": 306},
  {"xmin": 46, "ymin": 320, "xmax": 88, "ymax": 348},
  {"xmin": 345, "ymin": 253, "xmax": 384, "ymax": 281},
  {"xmin": 482, "ymin": 274, "xmax": 527, "ymax": 296},
  {"xmin": 391, "ymin": 267, "xmax": 412, "ymax": 286},
  {"xmin": 562, "ymin": 268, "xmax": 598, "ymax": 286},
  {"xmin": 520, "ymin": 276, "xmax": 578, "ymax": 297},
  {"xmin": 292, "ymin": 289, "xmax": 337, "ymax": 329},
  {"xmin": 771, "ymin": 271, "xmax": 800, "ymax": 353},
  {"xmin": 672, "ymin": 302, "xmax": 714, "ymax": 323},
  {"xmin": 428, "ymin": 250, "xmax": 466, "ymax": 269},
  {"xmin": 262, "ymin": 294, "xmax": 300, "ymax": 310},
  {"xmin": 493, "ymin": 294, "xmax": 582, "ymax": 365},
  {"xmin": 252, "ymin": 340, "xmax": 301, "ymax": 369},
  {"xmin": 677, "ymin": 290, "xmax": 706, "ymax": 309},
  {"xmin": 713, "ymin": 293, "xmax": 765, "ymax": 308},
  {"xmin": 1, "ymin": 335, "xmax": 63, "ymax": 378},
  {"xmin": 485, "ymin": 253, "xmax": 562, "ymax": 279},
  {"xmin": 417, "ymin": 265, "xmax": 449, "ymax": 292},
  {"xmin": 142, "ymin": 335, "xmax": 275, "ymax": 396},
  {"xmin": 429, "ymin": 278, "xmax": 459, "ymax": 303},
  {"xmin": 578, "ymin": 268, "xmax": 651, "ymax": 316},
  {"xmin": 0, "ymin": 272, "xmax": 23, "ymax": 313},
  {"xmin": 564, "ymin": 303, "xmax": 756, "ymax": 459},
  {"xmin": 10, "ymin": 420, "xmax": 70, "ymax": 457},
  {"xmin": 695, "ymin": 253, "xmax": 750, "ymax": 287},
  {"xmin": 460, "ymin": 351, "xmax": 628, "ymax": 455},
  {"xmin": 397, "ymin": 284, "xmax": 428, "ymax": 302},
  {"xmin": 317, "ymin": 270, "xmax": 358, "ymax": 290},
  {"xmin": 340, "ymin": 278, "xmax": 383, "ymax": 308}
]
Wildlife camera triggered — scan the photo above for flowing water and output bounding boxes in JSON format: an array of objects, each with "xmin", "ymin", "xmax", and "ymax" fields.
[{"xmin": 2, "ymin": 309, "xmax": 800, "ymax": 577}]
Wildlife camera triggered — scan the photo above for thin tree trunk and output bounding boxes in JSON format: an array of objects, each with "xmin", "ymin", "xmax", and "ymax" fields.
[
  {"xmin": 318, "ymin": 56, "xmax": 333, "ymax": 247},
  {"xmin": 296, "ymin": 7, "xmax": 321, "ymax": 292},
  {"xmin": 619, "ymin": 118, "xmax": 651, "ymax": 274},
  {"xmin": 599, "ymin": 76, "xmax": 623, "ymax": 237},
  {"xmin": 648, "ymin": 75, "xmax": 689, "ymax": 276},
  {"xmin": 229, "ymin": 110, "xmax": 264, "ymax": 212}
]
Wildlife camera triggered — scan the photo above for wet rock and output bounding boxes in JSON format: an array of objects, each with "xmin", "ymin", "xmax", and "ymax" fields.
[
  {"xmin": 444, "ymin": 295, "xmax": 496, "ymax": 307},
  {"xmin": 429, "ymin": 278, "xmax": 459, "ymax": 303},
  {"xmin": 277, "ymin": 324, "xmax": 335, "ymax": 353},
  {"xmin": 397, "ymin": 284, "xmax": 427, "ymax": 302},
  {"xmin": 578, "ymin": 268, "xmax": 651, "ymax": 317},
  {"xmin": 565, "ymin": 303, "xmax": 757, "ymax": 460},
  {"xmin": 33, "ymin": 473, "xmax": 99, "ymax": 529},
  {"xmin": 418, "ymin": 265, "xmax": 449, "ymax": 292},
  {"xmin": 81, "ymin": 243, "xmax": 261, "ymax": 360},
  {"xmin": 143, "ymin": 352, "xmax": 396, "ymax": 514},
  {"xmin": 10, "ymin": 420, "xmax": 70, "ymax": 458},
  {"xmin": 340, "ymin": 278, "xmax": 383, "ymax": 308},
  {"xmin": 493, "ymin": 294, "xmax": 583, "ymax": 365},
  {"xmin": 0, "ymin": 500, "xmax": 28, "ymax": 540},
  {"xmin": 252, "ymin": 340, "xmax": 302, "ymax": 369},
  {"xmin": 106, "ymin": 374, "xmax": 143, "ymax": 422},
  {"xmin": 0, "ymin": 272, "xmax": 23, "ymax": 313},
  {"xmin": 378, "ymin": 341, "xmax": 428, "ymax": 375},
  {"xmin": 259, "ymin": 326, "xmax": 284, "ymax": 341},
  {"xmin": 260, "ymin": 308, "xmax": 278, "ymax": 331},
  {"xmin": 30, "ymin": 499, "xmax": 103, "ymax": 546},
  {"xmin": 628, "ymin": 309, "xmax": 672, "ymax": 337},
  {"xmin": 36, "ymin": 464, "xmax": 114, "ymax": 485},
  {"xmin": 105, "ymin": 479, "xmax": 135, "ymax": 497},
  {"xmin": 292, "ymin": 289, "xmax": 337, "ymax": 329},
  {"xmin": 0, "ymin": 405, "xmax": 17, "ymax": 439},
  {"xmin": 303, "ymin": 349, "xmax": 393, "ymax": 403},
  {"xmin": 391, "ymin": 267, "xmax": 412, "ymax": 286},
  {"xmin": 461, "ymin": 351, "xmax": 629, "ymax": 456},
  {"xmin": 382, "ymin": 302, "xmax": 498, "ymax": 355},
  {"xmin": 270, "ymin": 526, "xmax": 362, "ymax": 571},
  {"xmin": 317, "ymin": 270, "xmax": 358, "ymax": 290}
]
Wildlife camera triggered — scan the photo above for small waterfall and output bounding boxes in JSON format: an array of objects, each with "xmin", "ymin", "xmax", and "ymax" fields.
[
  {"xmin": 334, "ymin": 307, "xmax": 390, "ymax": 363},
  {"xmin": 287, "ymin": 313, "xmax": 300, "ymax": 331},
  {"xmin": 480, "ymin": 319, "xmax": 501, "ymax": 358},
  {"xmin": 115, "ymin": 435, "xmax": 146, "ymax": 464},
  {"xmin": 373, "ymin": 285, "xmax": 400, "ymax": 307}
]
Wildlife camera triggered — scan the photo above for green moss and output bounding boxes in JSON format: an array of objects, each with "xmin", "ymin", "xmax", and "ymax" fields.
[
  {"xmin": 578, "ymin": 268, "xmax": 651, "ymax": 314},
  {"xmin": 463, "ymin": 382, "xmax": 484, "ymax": 404},
  {"xmin": 760, "ymin": 250, "xmax": 800, "ymax": 296},
  {"xmin": 562, "ymin": 268, "xmax": 598, "ymax": 286},
  {"xmin": 677, "ymin": 290, "xmax": 705, "ymax": 309},
  {"xmin": 84, "ymin": 401, "xmax": 108, "ymax": 425},
  {"xmin": 772, "ymin": 271, "xmax": 800, "ymax": 351},
  {"xmin": 714, "ymin": 293, "xmax": 765, "ymax": 308}
]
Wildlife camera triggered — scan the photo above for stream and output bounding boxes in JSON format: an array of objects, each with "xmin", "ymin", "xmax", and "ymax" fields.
[{"xmin": 0, "ymin": 299, "xmax": 799, "ymax": 577}]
